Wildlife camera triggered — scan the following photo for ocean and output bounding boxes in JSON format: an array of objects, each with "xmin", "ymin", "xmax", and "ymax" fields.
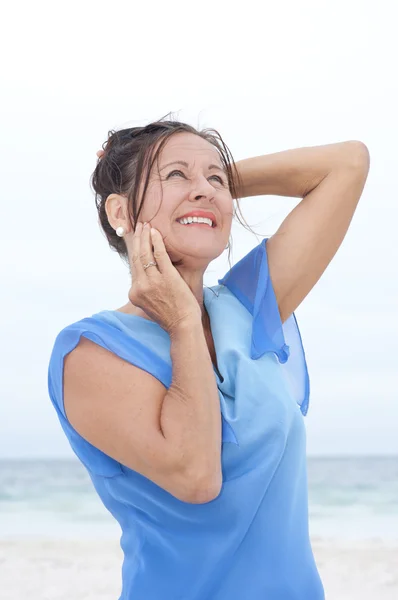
[{"xmin": 1, "ymin": 457, "xmax": 397, "ymax": 541}]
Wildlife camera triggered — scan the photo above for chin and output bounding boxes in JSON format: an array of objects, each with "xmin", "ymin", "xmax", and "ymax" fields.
[
  {"xmin": 167, "ymin": 242, "xmax": 226, "ymax": 265},
  {"xmin": 163, "ymin": 226, "xmax": 230, "ymax": 264}
]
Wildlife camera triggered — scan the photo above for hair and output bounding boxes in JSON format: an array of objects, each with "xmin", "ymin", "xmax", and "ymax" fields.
[{"xmin": 90, "ymin": 114, "xmax": 256, "ymax": 270}]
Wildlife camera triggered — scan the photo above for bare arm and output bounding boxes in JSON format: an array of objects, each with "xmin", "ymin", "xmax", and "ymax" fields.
[
  {"xmin": 160, "ymin": 318, "xmax": 222, "ymax": 501},
  {"xmin": 64, "ymin": 225, "xmax": 222, "ymax": 505},
  {"xmin": 64, "ymin": 319, "xmax": 222, "ymax": 504},
  {"xmin": 234, "ymin": 141, "xmax": 370, "ymax": 323}
]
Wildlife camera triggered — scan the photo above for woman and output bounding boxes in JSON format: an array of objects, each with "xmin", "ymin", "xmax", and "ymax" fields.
[{"xmin": 48, "ymin": 118, "xmax": 369, "ymax": 599}]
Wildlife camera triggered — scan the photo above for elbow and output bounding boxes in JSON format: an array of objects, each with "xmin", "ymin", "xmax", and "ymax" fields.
[
  {"xmin": 177, "ymin": 470, "xmax": 223, "ymax": 504},
  {"xmin": 184, "ymin": 481, "xmax": 222, "ymax": 505},
  {"xmin": 343, "ymin": 140, "xmax": 370, "ymax": 171}
]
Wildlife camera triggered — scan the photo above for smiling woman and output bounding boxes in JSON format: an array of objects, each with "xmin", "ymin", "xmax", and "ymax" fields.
[
  {"xmin": 47, "ymin": 114, "xmax": 369, "ymax": 600},
  {"xmin": 90, "ymin": 118, "xmax": 251, "ymax": 273}
]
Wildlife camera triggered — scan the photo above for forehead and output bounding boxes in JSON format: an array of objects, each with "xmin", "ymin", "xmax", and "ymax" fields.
[{"xmin": 159, "ymin": 132, "xmax": 221, "ymax": 165}]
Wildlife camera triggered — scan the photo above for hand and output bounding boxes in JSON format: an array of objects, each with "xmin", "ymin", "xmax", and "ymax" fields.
[{"xmin": 128, "ymin": 223, "xmax": 202, "ymax": 334}]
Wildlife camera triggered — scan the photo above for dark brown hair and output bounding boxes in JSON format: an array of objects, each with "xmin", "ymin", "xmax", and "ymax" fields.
[{"xmin": 90, "ymin": 114, "xmax": 255, "ymax": 269}]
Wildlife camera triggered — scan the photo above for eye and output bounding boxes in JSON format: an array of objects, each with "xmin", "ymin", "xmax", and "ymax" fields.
[
  {"xmin": 166, "ymin": 170, "xmax": 225, "ymax": 185},
  {"xmin": 166, "ymin": 170, "xmax": 185, "ymax": 179},
  {"xmin": 209, "ymin": 174, "xmax": 225, "ymax": 185}
]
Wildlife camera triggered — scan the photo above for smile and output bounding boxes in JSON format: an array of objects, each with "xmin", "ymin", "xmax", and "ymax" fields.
[{"xmin": 176, "ymin": 216, "xmax": 215, "ymax": 228}]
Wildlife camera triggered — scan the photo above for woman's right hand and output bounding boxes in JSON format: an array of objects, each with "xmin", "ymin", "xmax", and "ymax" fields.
[{"xmin": 128, "ymin": 223, "xmax": 202, "ymax": 334}]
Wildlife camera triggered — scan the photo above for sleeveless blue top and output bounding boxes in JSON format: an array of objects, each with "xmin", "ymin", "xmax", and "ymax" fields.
[{"xmin": 48, "ymin": 239, "xmax": 325, "ymax": 600}]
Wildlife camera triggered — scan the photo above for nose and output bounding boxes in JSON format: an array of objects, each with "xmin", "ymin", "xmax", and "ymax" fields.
[{"xmin": 188, "ymin": 175, "xmax": 215, "ymax": 203}]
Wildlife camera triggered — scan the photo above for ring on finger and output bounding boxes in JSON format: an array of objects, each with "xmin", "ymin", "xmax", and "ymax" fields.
[{"xmin": 143, "ymin": 261, "xmax": 157, "ymax": 271}]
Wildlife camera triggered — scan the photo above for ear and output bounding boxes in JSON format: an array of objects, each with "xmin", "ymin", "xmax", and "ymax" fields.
[{"xmin": 105, "ymin": 194, "xmax": 132, "ymax": 233}]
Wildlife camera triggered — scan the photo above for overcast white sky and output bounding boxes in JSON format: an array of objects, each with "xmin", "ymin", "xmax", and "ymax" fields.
[{"xmin": 1, "ymin": 0, "xmax": 397, "ymax": 459}]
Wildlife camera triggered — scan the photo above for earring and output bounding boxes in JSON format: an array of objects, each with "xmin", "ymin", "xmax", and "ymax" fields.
[{"xmin": 116, "ymin": 226, "xmax": 125, "ymax": 237}]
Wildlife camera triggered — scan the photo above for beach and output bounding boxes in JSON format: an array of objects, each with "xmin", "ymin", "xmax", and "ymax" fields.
[{"xmin": 1, "ymin": 537, "xmax": 398, "ymax": 599}]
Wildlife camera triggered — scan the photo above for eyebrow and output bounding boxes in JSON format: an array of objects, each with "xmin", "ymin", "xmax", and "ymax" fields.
[{"xmin": 160, "ymin": 160, "xmax": 227, "ymax": 174}]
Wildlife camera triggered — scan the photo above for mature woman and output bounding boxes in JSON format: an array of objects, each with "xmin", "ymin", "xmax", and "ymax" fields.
[{"xmin": 48, "ymin": 119, "xmax": 369, "ymax": 599}]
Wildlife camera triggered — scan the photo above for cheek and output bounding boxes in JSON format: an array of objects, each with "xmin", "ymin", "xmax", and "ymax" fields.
[{"xmin": 148, "ymin": 186, "xmax": 185, "ymax": 225}]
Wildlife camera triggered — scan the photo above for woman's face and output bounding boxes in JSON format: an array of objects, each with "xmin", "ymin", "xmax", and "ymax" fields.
[{"xmin": 136, "ymin": 132, "xmax": 234, "ymax": 266}]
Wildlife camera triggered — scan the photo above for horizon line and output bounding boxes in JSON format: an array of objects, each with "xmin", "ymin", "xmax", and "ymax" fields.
[{"xmin": 1, "ymin": 454, "xmax": 397, "ymax": 462}]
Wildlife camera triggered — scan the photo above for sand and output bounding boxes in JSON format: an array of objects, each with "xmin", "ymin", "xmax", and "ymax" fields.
[{"xmin": 1, "ymin": 537, "xmax": 397, "ymax": 599}]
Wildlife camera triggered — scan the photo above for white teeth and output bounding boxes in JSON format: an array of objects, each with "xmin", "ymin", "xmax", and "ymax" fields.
[{"xmin": 177, "ymin": 216, "xmax": 214, "ymax": 227}]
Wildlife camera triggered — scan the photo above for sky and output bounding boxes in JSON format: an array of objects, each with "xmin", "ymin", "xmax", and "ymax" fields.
[{"xmin": 1, "ymin": 0, "xmax": 397, "ymax": 459}]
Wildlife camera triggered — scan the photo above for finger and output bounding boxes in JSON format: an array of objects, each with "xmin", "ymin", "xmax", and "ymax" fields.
[
  {"xmin": 131, "ymin": 222, "xmax": 145, "ymax": 279},
  {"xmin": 150, "ymin": 228, "xmax": 172, "ymax": 274},
  {"xmin": 140, "ymin": 223, "xmax": 157, "ymax": 276}
]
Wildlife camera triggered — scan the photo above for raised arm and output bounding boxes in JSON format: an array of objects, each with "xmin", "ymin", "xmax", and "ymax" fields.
[
  {"xmin": 63, "ymin": 225, "xmax": 222, "ymax": 504},
  {"xmin": 234, "ymin": 141, "xmax": 370, "ymax": 323}
]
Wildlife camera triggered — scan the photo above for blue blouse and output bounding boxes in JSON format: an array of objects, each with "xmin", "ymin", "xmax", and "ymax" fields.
[{"xmin": 48, "ymin": 239, "xmax": 324, "ymax": 599}]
